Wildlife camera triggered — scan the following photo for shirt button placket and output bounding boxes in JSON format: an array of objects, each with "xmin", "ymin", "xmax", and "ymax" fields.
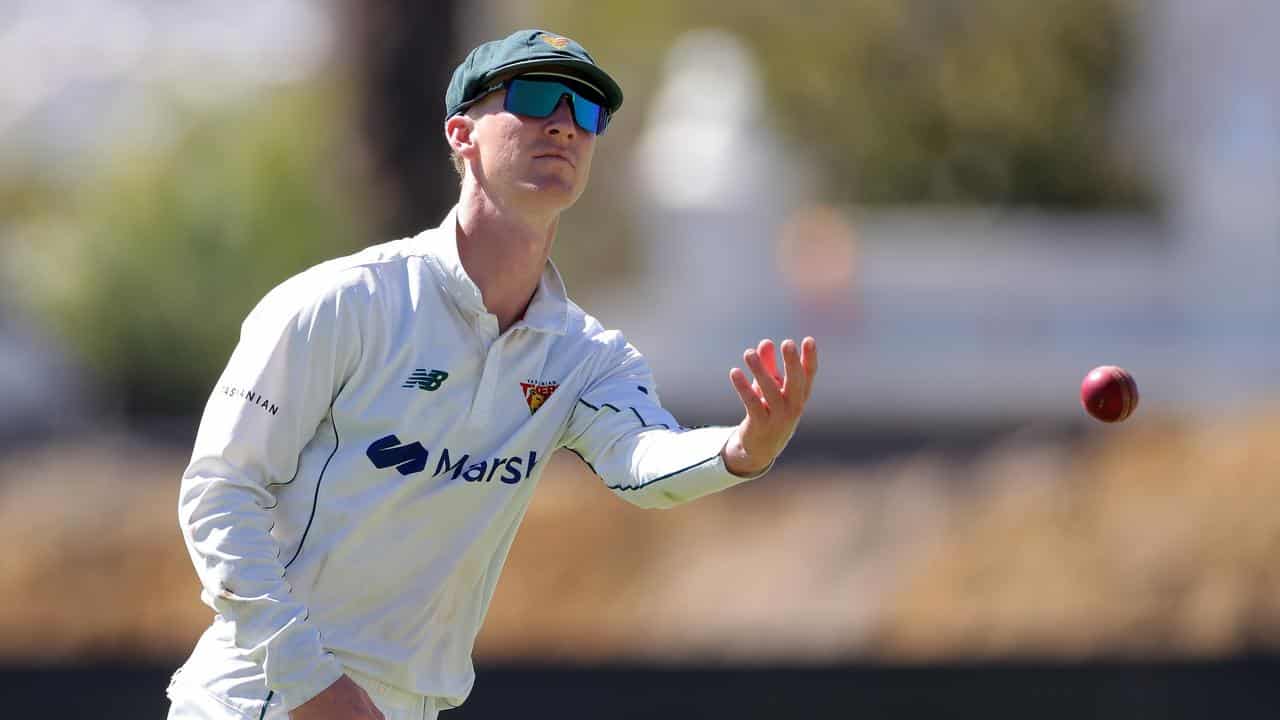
[{"xmin": 469, "ymin": 315, "xmax": 503, "ymax": 424}]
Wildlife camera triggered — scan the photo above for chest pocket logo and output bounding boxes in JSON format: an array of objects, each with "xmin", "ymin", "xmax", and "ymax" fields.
[
  {"xmin": 520, "ymin": 380, "xmax": 559, "ymax": 414},
  {"xmin": 403, "ymin": 369, "xmax": 449, "ymax": 391}
]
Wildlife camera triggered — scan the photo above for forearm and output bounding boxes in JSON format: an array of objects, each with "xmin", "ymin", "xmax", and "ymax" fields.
[
  {"xmin": 581, "ymin": 426, "xmax": 767, "ymax": 509},
  {"xmin": 180, "ymin": 459, "xmax": 344, "ymax": 710}
]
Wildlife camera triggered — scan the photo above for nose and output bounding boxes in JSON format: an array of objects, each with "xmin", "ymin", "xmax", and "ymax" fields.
[{"xmin": 544, "ymin": 96, "xmax": 576, "ymax": 139}]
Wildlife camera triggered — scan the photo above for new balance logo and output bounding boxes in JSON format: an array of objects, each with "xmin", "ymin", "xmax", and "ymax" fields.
[{"xmin": 403, "ymin": 369, "xmax": 449, "ymax": 391}]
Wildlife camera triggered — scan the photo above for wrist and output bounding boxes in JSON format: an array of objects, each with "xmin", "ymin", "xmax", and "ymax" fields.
[{"xmin": 721, "ymin": 430, "xmax": 773, "ymax": 478}]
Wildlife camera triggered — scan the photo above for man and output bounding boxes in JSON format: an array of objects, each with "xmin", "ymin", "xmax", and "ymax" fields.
[{"xmin": 168, "ymin": 29, "xmax": 817, "ymax": 720}]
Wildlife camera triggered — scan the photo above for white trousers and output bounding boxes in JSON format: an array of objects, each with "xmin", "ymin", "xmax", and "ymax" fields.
[{"xmin": 167, "ymin": 668, "xmax": 440, "ymax": 720}]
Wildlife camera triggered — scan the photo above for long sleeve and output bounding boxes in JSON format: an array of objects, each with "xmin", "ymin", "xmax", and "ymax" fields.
[
  {"xmin": 559, "ymin": 332, "xmax": 766, "ymax": 509},
  {"xmin": 178, "ymin": 270, "xmax": 367, "ymax": 710}
]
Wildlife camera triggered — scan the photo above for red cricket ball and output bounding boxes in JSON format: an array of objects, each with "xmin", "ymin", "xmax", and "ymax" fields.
[{"xmin": 1080, "ymin": 365, "xmax": 1139, "ymax": 423}]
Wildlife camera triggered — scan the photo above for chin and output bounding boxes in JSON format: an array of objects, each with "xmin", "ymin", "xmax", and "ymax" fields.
[{"xmin": 518, "ymin": 179, "xmax": 582, "ymax": 210}]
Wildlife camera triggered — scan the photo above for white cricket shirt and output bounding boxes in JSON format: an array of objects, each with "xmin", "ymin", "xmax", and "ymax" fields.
[{"xmin": 174, "ymin": 208, "xmax": 762, "ymax": 715}]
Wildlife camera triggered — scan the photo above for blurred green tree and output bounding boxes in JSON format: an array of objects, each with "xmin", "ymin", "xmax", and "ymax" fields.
[
  {"xmin": 12, "ymin": 87, "xmax": 370, "ymax": 416},
  {"xmin": 532, "ymin": 0, "xmax": 1149, "ymax": 209}
]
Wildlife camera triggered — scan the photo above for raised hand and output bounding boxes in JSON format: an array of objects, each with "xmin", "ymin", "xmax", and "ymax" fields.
[{"xmin": 722, "ymin": 337, "xmax": 818, "ymax": 476}]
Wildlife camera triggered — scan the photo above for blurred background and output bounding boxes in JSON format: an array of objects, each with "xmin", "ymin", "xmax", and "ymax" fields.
[{"xmin": 1, "ymin": 0, "xmax": 1278, "ymax": 717}]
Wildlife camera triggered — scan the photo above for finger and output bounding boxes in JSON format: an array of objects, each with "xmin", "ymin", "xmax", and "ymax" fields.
[
  {"xmin": 757, "ymin": 338, "xmax": 782, "ymax": 385},
  {"xmin": 780, "ymin": 338, "xmax": 806, "ymax": 401},
  {"xmin": 730, "ymin": 367, "xmax": 767, "ymax": 417},
  {"xmin": 744, "ymin": 348, "xmax": 784, "ymax": 406},
  {"xmin": 801, "ymin": 337, "xmax": 818, "ymax": 383}
]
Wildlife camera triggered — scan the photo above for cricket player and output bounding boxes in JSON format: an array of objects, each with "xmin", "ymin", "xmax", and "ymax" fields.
[{"xmin": 167, "ymin": 29, "xmax": 818, "ymax": 720}]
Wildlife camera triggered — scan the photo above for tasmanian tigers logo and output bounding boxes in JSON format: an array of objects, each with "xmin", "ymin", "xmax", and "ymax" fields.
[{"xmin": 519, "ymin": 380, "xmax": 559, "ymax": 414}]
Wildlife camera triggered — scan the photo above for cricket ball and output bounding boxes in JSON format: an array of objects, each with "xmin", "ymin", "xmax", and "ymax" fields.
[{"xmin": 1080, "ymin": 365, "xmax": 1139, "ymax": 423}]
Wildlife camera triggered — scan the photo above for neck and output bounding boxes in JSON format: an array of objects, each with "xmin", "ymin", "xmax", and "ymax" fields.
[{"xmin": 454, "ymin": 181, "xmax": 558, "ymax": 333}]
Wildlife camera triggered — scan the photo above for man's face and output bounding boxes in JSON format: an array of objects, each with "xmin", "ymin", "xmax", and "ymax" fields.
[{"xmin": 462, "ymin": 79, "xmax": 598, "ymax": 212}]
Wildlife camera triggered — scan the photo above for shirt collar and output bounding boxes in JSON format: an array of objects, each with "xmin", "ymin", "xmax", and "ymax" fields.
[{"xmin": 422, "ymin": 206, "xmax": 570, "ymax": 336}]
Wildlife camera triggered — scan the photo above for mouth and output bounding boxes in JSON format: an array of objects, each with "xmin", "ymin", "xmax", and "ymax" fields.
[{"xmin": 533, "ymin": 153, "xmax": 575, "ymax": 168}]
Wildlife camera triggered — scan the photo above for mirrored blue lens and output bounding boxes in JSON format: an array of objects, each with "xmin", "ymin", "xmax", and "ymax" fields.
[
  {"xmin": 505, "ymin": 78, "xmax": 609, "ymax": 135},
  {"xmin": 569, "ymin": 94, "xmax": 608, "ymax": 134}
]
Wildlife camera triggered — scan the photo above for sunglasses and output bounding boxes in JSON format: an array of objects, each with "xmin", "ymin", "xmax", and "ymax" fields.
[{"xmin": 461, "ymin": 76, "xmax": 611, "ymax": 135}]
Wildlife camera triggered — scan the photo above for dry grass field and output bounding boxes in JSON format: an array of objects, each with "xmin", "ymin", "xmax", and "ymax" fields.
[{"xmin": 1, "ymin": 404, "xmax": 1277, "ymax": 665}]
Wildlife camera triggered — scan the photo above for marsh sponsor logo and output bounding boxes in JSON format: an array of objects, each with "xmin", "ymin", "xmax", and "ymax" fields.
[
  {"xmin": 219, "ymin": 385, "xmax": 279, "ymax": 416},
  {"xmin": 366, "ymin": 434, "xmax": 539, "ymax": 484}
]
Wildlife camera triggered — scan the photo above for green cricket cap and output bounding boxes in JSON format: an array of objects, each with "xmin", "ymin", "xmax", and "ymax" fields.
[{"xmin": 445, "ymin": 29, "xmax": 624, "ymax": 119}]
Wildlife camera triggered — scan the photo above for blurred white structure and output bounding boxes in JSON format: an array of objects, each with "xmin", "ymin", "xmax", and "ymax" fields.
[
  {"xmin": 602, "ymin": 22, "xmax": 1279, "ymax": 429},
  {"xmin": 622, "ymin": 29, "xmax": 819, "ymax": 415},
  {"xmin": 1142, "ymin": 0, "xmax": 1280, "ymax": 407},
  {"xmin": 629, "ymin": 30, "xmax": 810, "ymax": 357}
]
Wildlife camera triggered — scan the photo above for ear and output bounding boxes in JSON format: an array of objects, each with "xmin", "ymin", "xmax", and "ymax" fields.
[{"xmin": 445, "ymin": 115, "xmax": 478, "ymax": 161}]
